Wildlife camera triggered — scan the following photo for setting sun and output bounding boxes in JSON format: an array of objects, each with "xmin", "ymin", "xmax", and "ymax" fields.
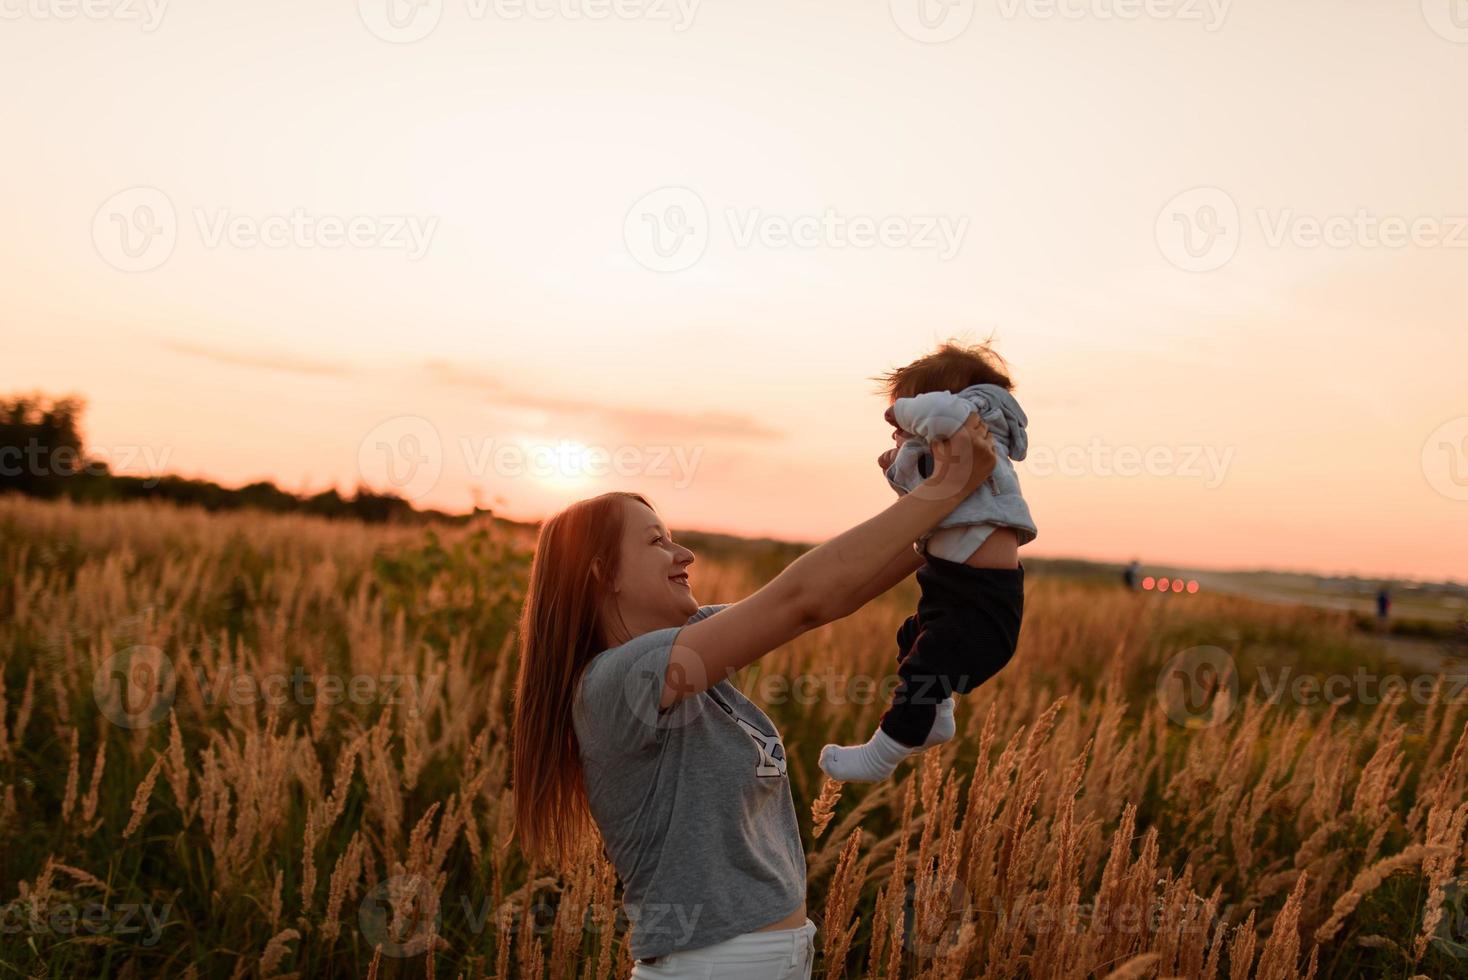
[{"xmin": 521, "ymin": 438, "xmax": 599, "ymax": 493}]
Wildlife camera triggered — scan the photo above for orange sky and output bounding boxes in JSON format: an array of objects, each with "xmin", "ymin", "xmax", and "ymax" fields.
[{"xmin": 2, "ymin": 0, "xmax": 1465, "ymax": 581}]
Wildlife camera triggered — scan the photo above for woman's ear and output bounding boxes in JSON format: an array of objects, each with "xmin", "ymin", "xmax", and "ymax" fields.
[{"xmin": 590, "ymin": 557, "xmax": 618, "ymax": 593}]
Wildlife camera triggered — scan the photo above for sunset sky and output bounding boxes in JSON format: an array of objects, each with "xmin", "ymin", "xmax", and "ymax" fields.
[{"xmin": 3, "ymin": 0, "xmax": 1465, "ymax": 580}]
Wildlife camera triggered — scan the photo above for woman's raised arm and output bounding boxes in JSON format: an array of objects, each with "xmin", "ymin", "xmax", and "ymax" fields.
[{"xmin": 659, "ymin": 414, "xmax": 996, "ymax": 708}]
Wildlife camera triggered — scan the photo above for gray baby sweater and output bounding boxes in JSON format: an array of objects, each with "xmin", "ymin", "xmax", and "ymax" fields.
[{"xmin": 884, "ymin": 383, "xmax": 1038, "ymax": 546}]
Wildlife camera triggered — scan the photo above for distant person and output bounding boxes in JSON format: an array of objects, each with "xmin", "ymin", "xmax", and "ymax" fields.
[
  {"xmin": 1124, "ymin": 559, "xmax": 1141, "ymax": 591},
  {"xmin": 1376, "ymin": 584, "xmax": 1391, "ymax": 628}
]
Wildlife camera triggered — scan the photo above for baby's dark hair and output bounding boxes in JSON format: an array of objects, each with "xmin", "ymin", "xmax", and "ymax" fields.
[{"xmin": 873, "ymin": 338, "xmax": 1013, "ymax": 401}]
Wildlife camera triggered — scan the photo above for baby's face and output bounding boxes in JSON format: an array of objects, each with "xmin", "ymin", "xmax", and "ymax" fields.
[{"xmin": 885, "ymin": 399, "xmax": 911, "ymax": 446}]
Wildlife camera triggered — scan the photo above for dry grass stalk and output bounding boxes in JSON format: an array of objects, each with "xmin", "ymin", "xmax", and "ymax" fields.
[
  {"xmin": 1, "ymin": 495, "xmax": 1463, "ymax": 977},
  {"xmin": 811, "ymin": 776, "xmax": 843, "ymax": 839}
]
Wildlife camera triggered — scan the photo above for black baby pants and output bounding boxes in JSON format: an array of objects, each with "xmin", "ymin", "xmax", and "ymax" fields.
[{"xmin": 878, "ymin": 556, "xmax": 1026, "ymax": 747}]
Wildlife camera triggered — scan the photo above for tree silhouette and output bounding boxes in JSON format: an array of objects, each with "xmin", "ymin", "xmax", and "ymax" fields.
[
  {"xmin": 1, "ymin": 392, "xmax": 425, "ymax": 523},
  {"xmin": 0, "ymin": 393, "xmax": 92, "ymax": 497}
]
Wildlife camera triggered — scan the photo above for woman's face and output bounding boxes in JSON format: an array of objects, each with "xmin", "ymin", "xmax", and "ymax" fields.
[{"xmin": 605, "ymin": 498, "xmax": 698, "ymax": 636}]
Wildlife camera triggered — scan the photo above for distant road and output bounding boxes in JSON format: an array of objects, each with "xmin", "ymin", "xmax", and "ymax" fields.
[
  {"xmin": 1188, "ymin": 572, "xmax": 1466, "ymax": 672},
  {"xmin": 1189, "ymin": 572, "xmax": 1465, "ymax": 624}
]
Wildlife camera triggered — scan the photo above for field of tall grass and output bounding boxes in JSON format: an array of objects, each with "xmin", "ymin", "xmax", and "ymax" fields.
[{"xmin": 2, "ymin": 494, "xmax": 1465, "ymax": 979}]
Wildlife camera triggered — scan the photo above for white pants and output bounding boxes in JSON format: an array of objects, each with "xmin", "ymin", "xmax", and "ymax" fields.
[{"xmin": 630, "ymin": 918, "xmax": 816, "ymax": 980}]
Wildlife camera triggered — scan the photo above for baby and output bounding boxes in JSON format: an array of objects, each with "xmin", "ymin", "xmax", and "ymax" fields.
[{"xmin": 819, "ymin": 341, "xmax": 1036, "ymax": 782}]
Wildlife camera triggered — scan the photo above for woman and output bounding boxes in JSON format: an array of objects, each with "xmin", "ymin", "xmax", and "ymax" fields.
[{"xmin": 511, "ymin": 414, "xmax": 997, "ymax": 979}]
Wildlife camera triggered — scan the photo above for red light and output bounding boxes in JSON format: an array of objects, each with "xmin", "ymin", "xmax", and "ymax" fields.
[
  {"xmin": 1142, "ymin": 576, "xmax": 1155, "ymax": 590},
  {"xmin": 1187, "ymin": 580, "xmax": 1199, "ymax": 594},
  {"xmin": 1158, "ymin": 578, "xmax": 1171, "ymax": 592}
]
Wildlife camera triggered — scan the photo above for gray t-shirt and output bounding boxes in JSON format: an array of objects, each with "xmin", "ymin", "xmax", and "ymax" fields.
[{"xmin": 572, "ymin": 603, "xmax": 806, "ymax": 960}]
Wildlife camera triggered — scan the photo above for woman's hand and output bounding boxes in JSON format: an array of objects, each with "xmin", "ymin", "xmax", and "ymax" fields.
[{"xmin": 912, "ymin": 413, "xmax": 996, "ymax": 502}]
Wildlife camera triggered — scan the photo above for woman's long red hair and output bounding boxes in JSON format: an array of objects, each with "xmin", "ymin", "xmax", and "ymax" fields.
[{"xmin": 511, "ymin": 491, "xmax": 648, "ymax": 868}]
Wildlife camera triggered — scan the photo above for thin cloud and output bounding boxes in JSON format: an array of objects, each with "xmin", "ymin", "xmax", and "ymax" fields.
[
  {"xmin": 163, "ymin": 340, "xmax": 351, "ymax": 378},
  {"xmin": 510, "ymin": 392, "xmax": 784, "ymax": 441},
  {"xmin": 424, "ymin": 361, "xmax": 503, "ymax": 391},
  {"xmin": 423, "ymin": 362, "xmax": 781, "ymax": 441}
]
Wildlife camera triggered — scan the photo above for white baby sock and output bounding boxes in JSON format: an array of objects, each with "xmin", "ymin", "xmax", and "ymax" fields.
[{"xmin": 819, "ymin": 698, "xmax": 956, "ymax": 783}]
